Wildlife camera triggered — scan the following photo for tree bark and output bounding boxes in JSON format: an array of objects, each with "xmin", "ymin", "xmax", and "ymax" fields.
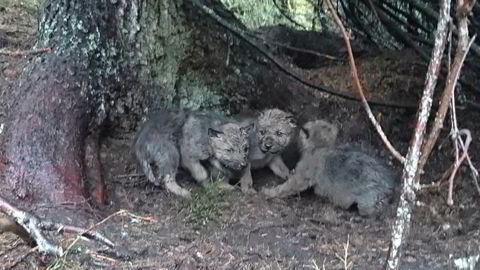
[{"xmin": 0, "ymin": 0, "xmax": 191, "ymax": 205}]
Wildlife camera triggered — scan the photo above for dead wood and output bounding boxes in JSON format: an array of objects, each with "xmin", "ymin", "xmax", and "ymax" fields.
[
  {"xmin": 0, "ymin": 195, "xmax": 114, "ymax": 256},
  {"xmin": 0, "ymin": 48, "xmax": 51, "ymax": 57}
]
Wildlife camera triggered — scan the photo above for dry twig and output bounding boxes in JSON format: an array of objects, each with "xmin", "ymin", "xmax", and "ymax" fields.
[
  {"xmin": 0, "ymin": 48, "xmax": 52, "ymax": 57},
  {"xmin": 325, "ymin": 0, "xmax": 405, "ymax": 164},
  {"xmin": 447, "ymin": 129, "xmax": 472, "ymax": 205},
  {"xmin": 115, "ymin": 173, "xmax": 144, "ymax": 179},
  {"xmin": 334, "ymin": 234, "xmax": 353, "ymax": 270}
]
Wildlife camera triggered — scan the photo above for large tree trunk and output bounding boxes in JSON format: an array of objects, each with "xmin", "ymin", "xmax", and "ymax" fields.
[
  {"xmin": 0, "ymin": 0, "xmax": 301, "ymax": 206},
  {"xmin": 1, "ymin": 0, "xmax": 191, "ymax": 205}
]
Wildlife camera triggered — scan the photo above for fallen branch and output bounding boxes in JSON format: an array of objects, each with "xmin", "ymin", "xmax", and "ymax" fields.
[
  {"xmin": 0, "ymin": 195, "xmax": 114, "ymax": 256},
  {"xmin": 325, "ymin": 0, "xmax": 405, "ymax": 164},
  {"xmin": 0, "ymin": 197, "xmax": 62, "ymax": 255},
  {"xmin": 0, "ymin": 48, "xmax": 52, "ymax": 57}
]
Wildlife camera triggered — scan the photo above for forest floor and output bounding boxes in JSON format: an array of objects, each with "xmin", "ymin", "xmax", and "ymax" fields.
[{"xmin": 1, "ymin": 2, "xmax": 480, "ymax": 270}]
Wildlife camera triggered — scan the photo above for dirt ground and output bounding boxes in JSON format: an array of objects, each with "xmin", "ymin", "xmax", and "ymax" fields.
[{"xmin": 1, "ymin": 2, "xmax": 480, "ymax": 270}]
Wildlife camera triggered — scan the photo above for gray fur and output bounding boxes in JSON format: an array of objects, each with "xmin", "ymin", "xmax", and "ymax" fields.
[
  {"xmin": 234, "ymin": 109, "xmax": 297, "ymax": 193},
  {"xmin": 180, "ymin": 112, "xmax": 252, "ymax": 186},
  {"xmin": 262, "ymin": 119, "xmax": 395, "ymax": 216},
  {"xmin": 133, "ymin": 109, "xmax": 191, "ymax": 198},
  {"xmin": 133, "ymin": 109, "xmax": 252, "ymax": 198}
]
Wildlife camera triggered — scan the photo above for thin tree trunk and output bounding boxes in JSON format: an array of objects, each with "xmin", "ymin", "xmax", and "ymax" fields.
[{"xmin": 385, "ymin": 0, "xmax": 451, "ymax": 269}]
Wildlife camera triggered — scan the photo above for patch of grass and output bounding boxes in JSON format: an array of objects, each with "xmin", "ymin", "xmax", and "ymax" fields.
[
  {"xmin": 46, "ymin": 237, "xmax": 86, "ymax": 270},
  {"xmin": 183, "ymin": 178, "xmax": 232, "ymax": 229}
]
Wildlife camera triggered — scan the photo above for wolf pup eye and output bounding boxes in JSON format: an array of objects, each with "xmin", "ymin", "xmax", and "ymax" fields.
[
  {"xmin": 208, "ymin": 128, "xmax": 224, "ymax": 138},
  {"xmin": 276, "ymin": 130, "xmax": 283, "ymax": 136},
  {"xmin": 227, "ymin": 148, "xmax": 234, "ymax": 153},
  {"xmin": 259, "ymin": 130, "xmax": 266, "ymax": 135}
]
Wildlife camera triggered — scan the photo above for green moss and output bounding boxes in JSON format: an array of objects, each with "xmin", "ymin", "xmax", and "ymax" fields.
[
  {"xmin": 134, "ymin": 1, "xmax": 190, "ymax": 108},
  {"xmin": 182, "ymin": 178, "xmax": 231, "ymax": 230},
  {"xmin": 176, "ymin": 71, "xmax": 227, "ymax": 112},
  {"xmin": 220, "ymin": 0, "xmax": 318, "ymax": 30}
]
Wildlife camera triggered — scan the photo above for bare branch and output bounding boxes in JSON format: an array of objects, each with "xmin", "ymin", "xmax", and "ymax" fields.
[
  {"xmin": 416, "ymin": 8, "xmax": 476, "ymax": 183},
  {"xmin": 325, "ymin": 0, "xmax": 406, "ymax": 164},
  {"xmin": 448, "ymin": 86, "xmax": 480, "ymax": 197},
  {"xmin": 447, "ymin": 129, "xmax": 472, "ymax": 205}
]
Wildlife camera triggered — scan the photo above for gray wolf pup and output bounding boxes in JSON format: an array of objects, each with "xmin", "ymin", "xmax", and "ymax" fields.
[
  {"xmin": 133, "ymin": 109, "xmax": 253, "ymax": 198},
  {"xmin": 133, "ymin": 110, "xmax": 190, "ymax": 198},
  {"xmin": 261, "ymin": 119, "xmax": 395, "ymax": 216},
  {"xmin": 235, "ymin": 109, "xmax": 297, "ymax": 193},
  {"xmin": 180, "ymin": 112, "xmax": 253, "ymax": 187}
]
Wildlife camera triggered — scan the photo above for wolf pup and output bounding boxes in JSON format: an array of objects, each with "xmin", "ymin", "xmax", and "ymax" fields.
[
  {"xmin": 133, "ymin": 110, "xmax": 253, "ymax": 199},
  {"xmin": 180, "ymin": 112, "xmax": 253, "ymax": 187},
  {"xmin": 133, "ymin": 110, "xmax": 190, "ymax": 198},
  {"xmin": 234, "ymin": 109, "xmax": 297, "ymax": 193},
  {"xmin": 261, "ymin": 119, "xmax": 395, "ymax": 216}
]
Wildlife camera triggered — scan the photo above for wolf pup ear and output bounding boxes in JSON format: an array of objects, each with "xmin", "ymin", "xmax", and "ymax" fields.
[
  {"xmin": 240, "ymin": 123, "xmax": 254, "ymax": 135},
  {"xmin": 300, "ymin": 127, "xmax": 310, "ymax": 139},
  {"xmin": 285, "ymin": 114, "xmax": 297, "ymax": 128},
  {"xmin": 208, "ymin": 128, "xmax": 224, "ymax": 138}
]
